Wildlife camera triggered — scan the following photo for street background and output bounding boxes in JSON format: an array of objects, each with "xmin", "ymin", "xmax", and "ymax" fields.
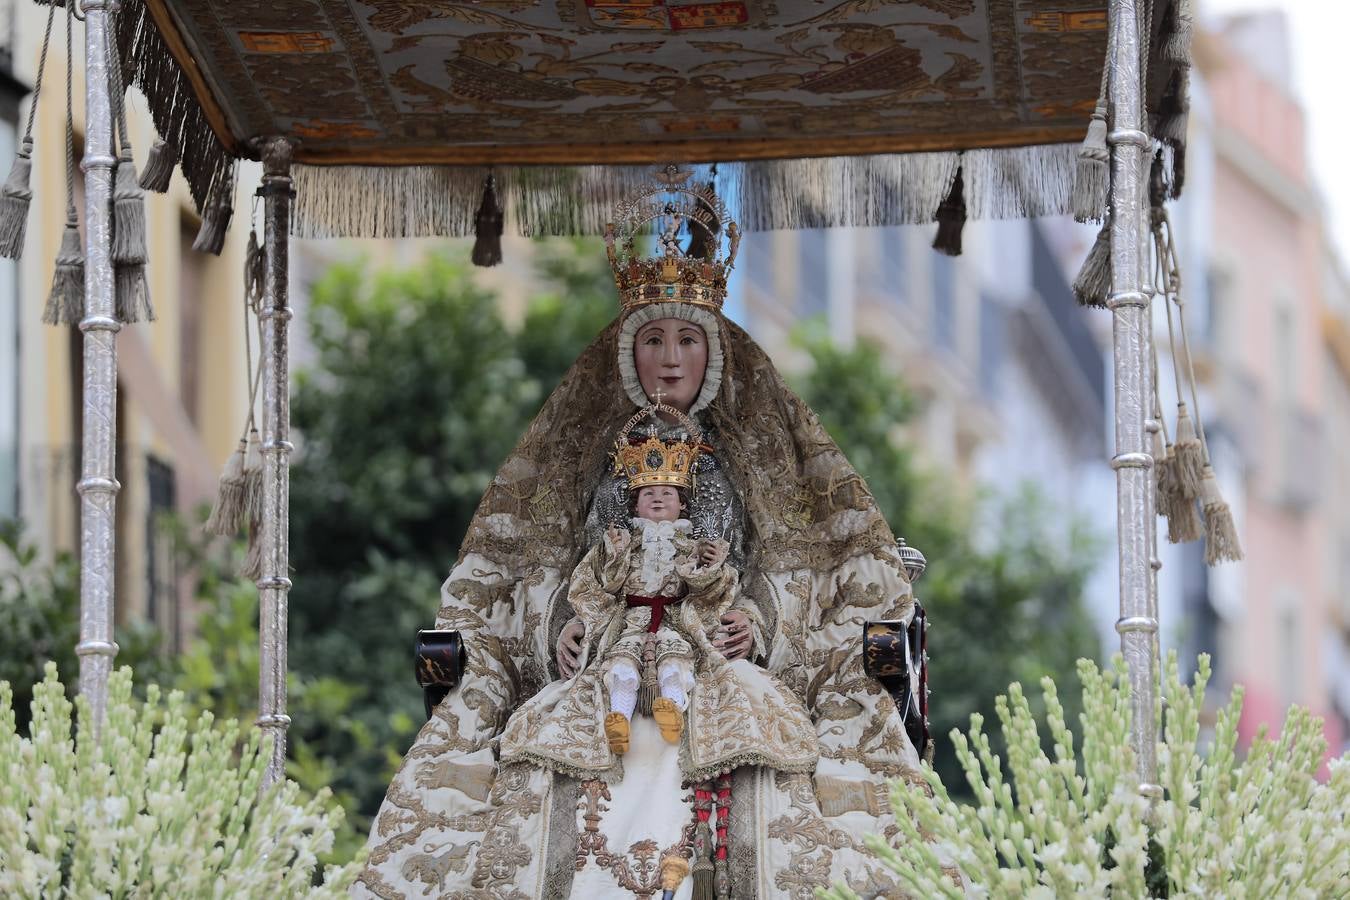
[{"xmin": 0, "ymin": 1, "xmax": 1345, "ymax": 854}]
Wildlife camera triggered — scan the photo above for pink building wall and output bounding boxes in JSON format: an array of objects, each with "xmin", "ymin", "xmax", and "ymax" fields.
[{"xmin": 1203, "ymin": 22, "xmax": 1342, "ymax": 763}]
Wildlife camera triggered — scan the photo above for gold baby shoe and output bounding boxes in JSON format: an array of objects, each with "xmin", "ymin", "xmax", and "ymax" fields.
[
  {"xmin": 651, "ymin": 698, "xmax": 684, "ymax": 744},
  {"xmin": 605, "ymin": 712, "xmax": 631, "ymax": 754}
]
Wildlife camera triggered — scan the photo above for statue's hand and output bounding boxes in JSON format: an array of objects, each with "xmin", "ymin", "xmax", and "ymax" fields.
[
  {"xmin": 698, "ymin": 539, "xmax": 729, "ymax": 569},
  {"xmin": 604, "ymin": 525, "xmax": 631, "ymax": 554},
  {"xmin": 557, "ymin": 618, "xmax": 585, "ymax": 679},
  {"xmin": 714, "ymin": 610, "xmax": 753, "ymax": 661}
]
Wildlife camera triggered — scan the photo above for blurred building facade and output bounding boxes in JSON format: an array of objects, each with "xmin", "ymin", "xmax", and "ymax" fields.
[
  {"xmin": 1, "ymin": 3, "xmax": 254, "ymax": 652},
  {"xmin": 1174, "ymin": 12, "xmax": 1349, "ymax": 755},
  {"xmin": 3, "ymin": 1, "xmax": 1346, "ymax": 758},
  {"xmin": 731, "ymin": 218, "xmax": 1114, "ymax": 610}
]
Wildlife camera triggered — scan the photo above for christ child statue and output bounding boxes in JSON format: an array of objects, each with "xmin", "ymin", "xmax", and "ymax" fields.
[
  {"xmin": 585, "ymin": 480, "xmax": 735, "ymax": 755},
  {"xmin": 497, "ymin": 402, "xmax": 817, "ymax": 784}
]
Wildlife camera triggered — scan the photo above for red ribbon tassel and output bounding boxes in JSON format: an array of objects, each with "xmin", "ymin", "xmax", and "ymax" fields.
[{"xmin": 715, "ymin": 773, "xmax": 732, "ymax": 862}]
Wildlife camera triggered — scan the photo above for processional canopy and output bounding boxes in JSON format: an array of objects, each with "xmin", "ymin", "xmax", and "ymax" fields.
[{"xmin": 124, "ymin": 0, "xmax": 1188, "ymax": 238}]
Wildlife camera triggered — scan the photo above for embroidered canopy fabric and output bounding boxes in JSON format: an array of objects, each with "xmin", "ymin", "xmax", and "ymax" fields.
[
  {"xmin": 149, "ymin": 0, "xmax": 1109, "ymax": 164},
  {"xmin": 124, "ymin": 0, "xmax": 1184, "ymax": 234}
]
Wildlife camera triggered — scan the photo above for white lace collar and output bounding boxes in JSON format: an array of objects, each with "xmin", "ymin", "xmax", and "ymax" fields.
[{"xmin": 630, "ymin": 518, "xmax": 691, "ymax": 592}]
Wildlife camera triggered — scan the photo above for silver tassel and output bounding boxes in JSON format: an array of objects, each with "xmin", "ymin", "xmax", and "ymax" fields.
[
  {"xmin": 1073, "ymin": 223, "xmax": 1112, "ymax": 307},
  {"xmin": 112, "ymin": 152, "xmax": 153, "ymax": 323},
  {"xmin": 193, "ymin": 176, "xmax": 234, "ymax": 255},
  {"xmin": 1171, "ymin": 404, "xmax": 1204, "ymax": 499},
  {"xmin": 243, "ymin": 428, "xmax": 264, "ymax": 521},
  {"xmin": 112, "ymin": 152, "xmax": 147, "ymax": 264},
  {"xmin": 1163, "ymin": 444, "xmax": 1203, "ymax": 544},
  {"xmin": 1152, "ymin": 429, "xmax": 1172, "ymax": 515},
  {"xmin": 1155, "ymin": 69, "xmax": 1191, "ymax": 145},
  {"xmin": 115, "ymin": 263, "xmax": 154, "ymax": 323},
  {"xmin": 246, "ymin": 230, "xmax": 266, "ymax": 302},
  {"xmin": 1072, "ymin": 106, "xmax": 1109, "ymax": 223},
  {"xmin": 138, "ymin": 138, "xmax": 178, "ymax": 192},
  {"xmin": 1163, "ymin": 0, "xmax": 1194, "ymax": 64},
  {"xmin": 1200, "ymin": 464, "xmax": 1243, "ymax": 564},
  {"xmin": 240, "ymin": 516, "xmax": 264, "ymax": 581},
  {"xmin": 0, "ymin": 137, "xmax": 34, "ymax": 259},
  {"xmin": 43, "ymin": 218, "xmax": 85, "ymax": 326},
  {"xmin": 204, "ymin": 438, "xmax": 248, "ymax": 535}
]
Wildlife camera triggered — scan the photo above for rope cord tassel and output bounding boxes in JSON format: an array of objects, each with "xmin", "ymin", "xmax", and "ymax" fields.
[
  {"xmin": 713, "ymin": 772, "xmax": 732, "ymax": 898},
  {"xmin": 1155, "ymin": 196, "xmax": 1243, "ymax": 563},
  {"xmin": 1163, "ymin": 0, "xmax": 1194, "ymax": 64},
  {"xmin": 193, "ymin": 166, "xmax": 235, "ymax": 255},
  {"xmin": 138, "ymin": 138, "xmax": 178, "ymax": 192},
  {"xmin": 1151, "ymin": 337, "xmax": 1202, "ymax": 543},
  {"xmin": 44, "ymin": 2, "xmax": 83, "ymax": 326},
  {"xmin": 0, "ymin": 4, "xmax": 57, "ymax": 260},
  {"xmin": 471, "ymin": 170, "xmax": 504, "ymax": 268},
  {"xmin": 107, "ymin": 10, "xmax": 153, "ymax": 323},
  {"xmin": 207, "ymin": 229, "xmax": 265, "ymax": 537},
  {"xmin": 1073, "ymin": 18, "xmax": 1113, "ymax": 224},
  {"xmin": 1200, "ymin": 464, "xmax": 1242, "ymax": 564},
  {"xmin": 1073, "ymin": 222, "xmax": 1112, "ymax": 307},
  {"xmin": 0, "ymin": 141, "xmax": 35, "ymax": 261},
  {"xmin": 636, "ymin": 632, "xmax": 658, "ymax": 716},
  {"xmin": 205, "ymin": 439, "xmax": 248, "ymax": 535},
  {"xmin": 691, "ymin": 793, "xmax": 715, "ymax": 900},
  {"xmin": 930, "ymin": 164, "xmax": 966, "ymax": 256},
  {"xmin": 1072, "ymin": 104, "xmax": 1110, "ymax": 224},
  {"xmin": 117, "ymin": 0, "xmax": 230, "ymax": 214},
  {"xmin": 43, "ymin": 215, "xmax": 85, "ymax": 326}
]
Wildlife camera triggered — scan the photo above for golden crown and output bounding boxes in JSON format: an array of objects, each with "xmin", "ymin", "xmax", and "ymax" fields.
[
  {"xmin": 612, "ymin": 399, "xmax": 705, "ymax": 492},
  {"xmin": 604, "ymin": 166, "xmax": 740, "ymax": 313}
]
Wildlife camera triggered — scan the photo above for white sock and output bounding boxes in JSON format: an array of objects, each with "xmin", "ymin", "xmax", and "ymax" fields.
[
  {"xmin": 606, "ymin": 662, "xmax": 639, "ymax": 719},
  {"xmin": 657, "ymin": 662, "xmax": 690, "ymax": 711}
]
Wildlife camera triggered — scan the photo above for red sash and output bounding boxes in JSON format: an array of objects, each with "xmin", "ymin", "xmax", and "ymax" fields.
[{"xmin": 625, "ymin": 594, "xmax": 683, "ymax": 632}]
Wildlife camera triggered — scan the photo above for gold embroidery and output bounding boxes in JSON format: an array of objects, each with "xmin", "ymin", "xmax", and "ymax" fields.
[{"xmin": 576, "ymin": 780, "xmax": 696, "ymax": 897}]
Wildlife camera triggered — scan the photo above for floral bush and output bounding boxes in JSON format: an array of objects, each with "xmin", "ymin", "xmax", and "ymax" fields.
[
  {"xmin": 0, "ymin": 664, "xmax": 363, "ymax": 896},
  {"xmin": 823, "ymin": 654, "xmax": 1349, "ymax": 898}
]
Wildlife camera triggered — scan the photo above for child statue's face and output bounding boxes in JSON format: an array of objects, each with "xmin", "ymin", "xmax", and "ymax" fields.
[{"xmin": 634, "ymin": 485, "xmax": 682, "ymax": 522}]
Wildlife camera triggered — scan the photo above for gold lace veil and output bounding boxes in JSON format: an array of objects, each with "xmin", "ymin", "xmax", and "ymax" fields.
[{"xmin": 458, "ymin": 307, "xmax": 897, "ymax": 600}]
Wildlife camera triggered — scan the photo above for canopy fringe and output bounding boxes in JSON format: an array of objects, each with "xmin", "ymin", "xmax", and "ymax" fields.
[
  {"xmin": 290, "ymin": 144, "xmax": 1097, "ymax": 239},
  {"xmin": 116, "ymin": 0, "xmax": 229, "ymax": 214},
  {"xmin": 70, "ymin": 0, "xmax": 1186, "ymax": 242}
]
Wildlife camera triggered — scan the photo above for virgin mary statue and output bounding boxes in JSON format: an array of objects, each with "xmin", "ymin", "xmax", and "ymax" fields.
[{"xmin": 354, "ymin": 174, "xmax": 934, "ymax": 899}]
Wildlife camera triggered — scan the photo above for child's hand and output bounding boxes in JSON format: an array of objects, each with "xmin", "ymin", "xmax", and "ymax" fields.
[
  {"xmin": 605, "ymin": 525, "xmax": 630, "ymax": 551},
  {"xmin": 697, "ymin": 539, "xmax": 729, "ymax": 568}
]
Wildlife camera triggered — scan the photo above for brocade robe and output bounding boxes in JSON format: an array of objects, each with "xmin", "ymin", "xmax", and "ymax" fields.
[{"xmin": 498, "ymin": 519, "xmax": 817, "ymax": 784}]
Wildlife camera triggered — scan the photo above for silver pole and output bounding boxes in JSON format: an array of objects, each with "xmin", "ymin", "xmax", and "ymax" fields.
[
  {"xmin": 256, "ymin": 137, "xmax": 295, "ymax": 786},
  {"xmin": 76, "ymin": 0, "xmax": 120, "ymax": 726},
  {"xmin": 1106, "ymin": 0, "xmax": 1161, "ymax": 797}
]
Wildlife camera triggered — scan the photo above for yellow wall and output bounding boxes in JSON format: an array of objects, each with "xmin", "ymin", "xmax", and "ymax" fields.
[{"xmin": 10, "ymin": 4, "xmax": 253, "ymax": 645}]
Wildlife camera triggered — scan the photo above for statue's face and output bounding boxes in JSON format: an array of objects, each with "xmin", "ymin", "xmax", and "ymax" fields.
[
  {"xmin": 634, "ymin": 485, "xmax": 682, "ymax": 522},
  {"xmin": 632, "ymin": 317, "xmax": 708, "ymax": 412}
]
